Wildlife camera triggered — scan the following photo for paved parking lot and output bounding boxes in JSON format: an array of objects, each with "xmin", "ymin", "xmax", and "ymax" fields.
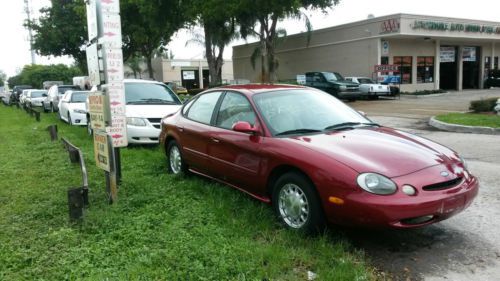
[{"xmin": 345, "ymin": 90, "xmax": 500, "ymax": 280}]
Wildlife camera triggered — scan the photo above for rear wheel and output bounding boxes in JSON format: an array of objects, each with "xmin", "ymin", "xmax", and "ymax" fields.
[
  {"xmin": 272, "ymin": 172, "xmax": 325, "ymax": 234},
  {"xmin": 43, "ymin": 102, "xmax": 49, "ymax": 113},
  {"xmin": 50, "ymin": 102, "xmax": 55, "ymax": 113},
  {"xmin": 166, "ymin": 140, "xmax": 187, "ymax": 175},
  {"xmin": 87, "ymin": 115, "xmax": 93, "ymax": 136}
]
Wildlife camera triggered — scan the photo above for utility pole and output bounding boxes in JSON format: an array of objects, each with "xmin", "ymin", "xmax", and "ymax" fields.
[{"xmin": 24, "ymin": 0, "xmax": 36, "ymax": 65}]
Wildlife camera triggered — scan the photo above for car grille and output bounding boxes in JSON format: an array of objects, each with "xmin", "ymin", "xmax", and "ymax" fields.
[
  {"xmin": 422, "ymin": 177, "xmax": 463, "ymax": 191},
  {"xmin": 147, "ymin": 118, "xmax": 162, "ymax": 129}
]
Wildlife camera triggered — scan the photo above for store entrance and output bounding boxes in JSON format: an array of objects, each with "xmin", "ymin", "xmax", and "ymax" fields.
[
  {"xmin": 439, "ymin": 46, "xmax": 458, "ymax": 90},
  {"xmin": 462, "ymin": 46, "xmax": 480, "ymax": 89}
]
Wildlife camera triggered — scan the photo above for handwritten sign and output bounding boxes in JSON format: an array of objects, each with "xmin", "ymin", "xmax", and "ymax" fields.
[{"xmin": 93, "ymin": 131, "xmax": 111, "ymax": 172}]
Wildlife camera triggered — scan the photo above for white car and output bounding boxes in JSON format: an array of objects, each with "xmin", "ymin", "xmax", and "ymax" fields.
[
  {"xmin": 19, "ymin": 89, "xmax": 31, "ymax": 107},
  {"xmin": 345, "ymin": 77, "xmax": 391, "ymax": 98},
  {"xmin": 25, "ymin": 90, "xmax": 48, "ymax": 108},
  {"xmin": 58, "ymin": 90, "xmax": 90, "ymax": 125},
  {"xmin": 86, "ymin": 79, "xmax": 183, "ymax": 144},
  {"xmin": 43, "ymin": 84, "xmax": 80, "ymax": 112}
]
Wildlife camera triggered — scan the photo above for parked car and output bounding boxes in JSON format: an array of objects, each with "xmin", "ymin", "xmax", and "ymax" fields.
[
  {"xmin": 25, "ymin": 90, "xmax": 48, "ymax": 108},
  {"xmin": 380, "ymin": 75, "xmax": 401, "ymax": 96},
  {"xmin": 345, "ymin": 76, "xmax": 391, "ymax": 99},
  {"xmin": 484, "ymin": 69, "xmax": 500, "ymax": 88},
  {"xmin": 11, "ymin": 85, "xmax": 33, "ymax": 103},
  {"xmin": 58, "ymin": 90, "xmax": 90, "ymax": 125},
  {"xmin": 305, "ymin": 72, "xmax": 361, "ymax": 100},
  {"xmin": 19, "ymin": 90, "xmax": 31, "ymax": 107},
  {"xmin": 165, "ymin": 82, "xmax": 188, "ymax": 95},
  {"xmin": 160, "ymin": 84, "xmax": 478, "ymax": 232},
  {"xmin": 43, "ymin": 85, "xmax": 80, "ymax": 112},
  {"xmin": 86, "ymin": 79, "xmax": 183, "ymax": 144},
  {"xmin": 1, "ymin": 90, "xmax": 13, "ymax": 105}
]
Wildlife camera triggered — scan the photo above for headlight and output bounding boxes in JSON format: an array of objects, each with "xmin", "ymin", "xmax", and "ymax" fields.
[
  {"xmin": 73, "ymin": 109, "xmax": 87, "ymax": 114},
  {"xmin": 459, "ymin": 156, "xmax": 468, "ymax": 170},
  {"xmin": 127, "ymin": 117, "xmax": 147, "ymax": 127},
  {"xmin": 357, "ymin": 173, "xmax": 397, "ymax": 195},
  {"xmin": 339, "ymin": 85, "xmax": 347, "ymax": 91}
]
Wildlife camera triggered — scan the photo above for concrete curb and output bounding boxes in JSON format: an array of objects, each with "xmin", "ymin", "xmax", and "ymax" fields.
[
  {"xmin": 429, "ymin": 116, "xmax": 500, "ymax": 135},
  {"xmin": 400, "ymin": 93, "xmax": 448, "ymax": 99}
]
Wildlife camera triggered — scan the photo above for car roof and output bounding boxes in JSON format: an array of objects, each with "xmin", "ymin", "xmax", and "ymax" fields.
[
  {"xmin": 124, "ymin": 79, "xmax": 163, "ymax": 85},
  {"xmin": 215, "ymin": 84, "xmax": 307, "ymax": 96}
]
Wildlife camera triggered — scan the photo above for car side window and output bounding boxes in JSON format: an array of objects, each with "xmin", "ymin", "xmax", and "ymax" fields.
[
  {"xmin": 186, "ymin": 91, "xmax": 222, "ymax": 124},
  {"xmin": 313, "ymin": 74, "xmax": 323, "ymax": 82},
  {"xmin": 215, "ymin": 92, "xmax": 256, "ymax": 130}
]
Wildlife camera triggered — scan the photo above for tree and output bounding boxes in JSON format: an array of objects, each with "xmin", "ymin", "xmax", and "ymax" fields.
[
  {"xmin": 125, "ymin": 56, "xmax": 145, "ymax": 79},
  {"xmin": 237, "ymin": 0, "xmax": 339, "ymax": 82},
  {"xmin": 30, "ymin": 0, "xmax": 88, "ymax": 72},
  {"xmin": 121, "ymin": 0, "xmax": 188, "ymax": 78},
  {"xmin": 187, "ymin": 0, "xmax": 239, "ymax": 86},
  {"xmin": 10, "ymin": 64, "xmax": 82, "ymax": 88}
]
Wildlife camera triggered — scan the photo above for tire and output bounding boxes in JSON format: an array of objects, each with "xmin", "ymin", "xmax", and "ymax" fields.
[
  {"xmin": 166, "ymin": 140, "xmax": 187, "ymax": 175},
  {"xmin": 272, "ymin": 172, "xmax": 325, "ymax": 234},
  {"xmin": 87, "ymin": 115, "xmax": 93, "ymax": 136},
  {"xmin": 50, "ymin": 102, "xmax": 55, "ymax": 113},
  {"xmin": 43, "ymin": 102, "xmax": 49, "ymax": 113},
  {"xmin": 67, "ymin": 113, "xmax": 72, "ymax": 125}
]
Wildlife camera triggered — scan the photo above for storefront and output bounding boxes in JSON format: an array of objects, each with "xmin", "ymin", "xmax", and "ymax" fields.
[{"xmin": 232, "ymin": 14, "xmax": 500, "ymax": 92}]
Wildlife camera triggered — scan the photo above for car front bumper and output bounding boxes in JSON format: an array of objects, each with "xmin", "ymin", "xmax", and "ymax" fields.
[
  {"xmin": 71, "ymin": 112, "xmax": 87, "ymax": 125},
  {"xmin": 323, "ymin": 165, "xmax": 479, "ymax": 228},
  {"xmin": 127, "ymin": 125, "xmax": 161, "ymax": 144}
]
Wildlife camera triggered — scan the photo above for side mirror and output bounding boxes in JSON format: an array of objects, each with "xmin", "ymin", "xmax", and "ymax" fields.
[
  {"xmin": 233, "ymin": 121, "xmax": 260, "ymax": 135},
  {"xmin": 43, "ymin": 94, "xmax": 48, "ymax": 97}
]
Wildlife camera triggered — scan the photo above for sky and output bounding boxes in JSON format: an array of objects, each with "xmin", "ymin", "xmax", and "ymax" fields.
[{"xmin": 1, "ymin": 0, "xmax": 500, "ymax": 78}]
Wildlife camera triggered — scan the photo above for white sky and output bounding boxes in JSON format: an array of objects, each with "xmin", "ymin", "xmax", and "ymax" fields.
[{"xmin": 1, "ymin": 0, "xmax": 500, "ymax": 77}]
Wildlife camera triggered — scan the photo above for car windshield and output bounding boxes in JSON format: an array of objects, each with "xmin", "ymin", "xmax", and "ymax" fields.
[
  {"xmin": 358, "ymin": 78, "xmax": 375, "ymax": 84},
  {"xmin": 31, "ymin": 91, "xmax": 47, "ymax": 98},
  {"xmin": 125, "ymin": 83, "xmax": 181, "ymax": 105},
  {"xmin": 253, "ymin": 89, "xmax": 374, "ymax": 136},
  {"xmin": 71, "ymin": 91, "xmax": 89, "ymax": 103},
  {"xmin": 58, "ymin": 86, "xmax": 79, "ymax": 95},
  {"xmin": 323, "ymin": 72, "xmax": 344, "ymax": 81}
]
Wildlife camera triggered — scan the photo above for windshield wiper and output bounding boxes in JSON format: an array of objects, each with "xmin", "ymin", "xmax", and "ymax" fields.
[
  {"xmin": 275, "ymin": 128, "xmax": 323, "ymax": 136},
  {"xmin": 324, "ymin": 122, "xmax": 379, "ymax": 131},
  {"xmin": 127, "ymin": 98, "xmax": 177, "ymax": 104}
]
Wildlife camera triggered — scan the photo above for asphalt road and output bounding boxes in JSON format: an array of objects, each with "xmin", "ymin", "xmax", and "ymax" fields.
[{"xmin": 342, "ymin": 90, "xmax": 500, "ymax": 280}]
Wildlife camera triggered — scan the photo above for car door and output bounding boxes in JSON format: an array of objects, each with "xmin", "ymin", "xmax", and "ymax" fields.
[
  {"xmin": 207, "ymin": 91, "xmax": 265, "ymax": 194},
  {"xmin": 59, "ymin": 92, "xmax": 71, "ymax": 120},
  {"xmin": 180, "ymin": 91, "xmax": 223, "ymax": 174}
]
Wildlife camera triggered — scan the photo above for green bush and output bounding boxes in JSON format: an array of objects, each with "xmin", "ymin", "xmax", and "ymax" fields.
[
  {"xmin": 401, "ymin": 89, "xmax": 447, "ymax": 95},
  {"xmin": 469, "ymin": 97, "xmax": 499, "ymax": 112}
]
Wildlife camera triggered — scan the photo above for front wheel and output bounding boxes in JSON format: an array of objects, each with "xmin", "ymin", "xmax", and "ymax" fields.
[
  {"xmin": 272, "ymin": 172, "xmax": 325, "ymax": 233},
  {"xmin": 67, "ymin": 113, "xmax": 72, "ymax": 125},
  {"xmin": 166, "ymin": 140, "xmax": 187, "ymax": 175}
]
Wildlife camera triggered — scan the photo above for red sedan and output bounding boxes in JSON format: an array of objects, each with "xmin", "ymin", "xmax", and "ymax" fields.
[{"xmin": 159, "ymin": 84, "xmax": 478, "ymax": 232}]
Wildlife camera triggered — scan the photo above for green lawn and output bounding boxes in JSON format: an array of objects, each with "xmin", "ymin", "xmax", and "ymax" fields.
[
  {"xmin": 0, "ymin": 105, "xmax": 372, "ymax": 280},
  {"xmin": 435, "ymin": 112, "xmax": 500, "ymax": 128}
]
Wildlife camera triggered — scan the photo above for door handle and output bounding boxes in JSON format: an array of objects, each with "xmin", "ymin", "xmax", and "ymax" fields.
[
  {"xmin": 176, "ymin": 126, "xmax": 184, "ymax": 132},
  {"xmin": 211, "ymin": 137, "xmax": 220, "ymax": 143}
]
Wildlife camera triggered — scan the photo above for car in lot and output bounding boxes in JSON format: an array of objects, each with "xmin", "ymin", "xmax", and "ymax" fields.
[
  {"xmin": 165, "ymin": 82, "xmax": 188, "ymax": 95},
  {"xmin": 160, "ymin": 84, "xmax": 478, "ymax": 232},
  {"xmin": 304, "ymin": 72, "xmax": 361, "ymax": 100},
  {"xmin": 43, "ymin": 84, "xmax": 80, "ymax": 112},
  {"xmin": 345, "ymin": 76, "xmax": 391, "ymax": 98},
  {"xmin": 11, "ymin": 85, "xmax": 33, "ymax": 104},
  {"xmin": 58, "ymin": 90, "xmax": 89, "ymax": 125},
  {"xmin": 86, "ymin": 79, "xmax": 183, "ymax": 144},
  {"xmin": 19, "ymin": 90, "xmax": 31, "ymax": 107},
  {"xmin": 484, "ymin": 69, "xmax": 500, "ymax": 88},
  {"xmin": 25, "ymin": 89, "xmax": 47, "ymax": 108}
]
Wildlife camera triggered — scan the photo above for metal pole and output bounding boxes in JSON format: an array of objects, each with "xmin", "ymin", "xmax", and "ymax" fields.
[{"xmin": 114, "ymin": 147, "xmax": 122, "ymax": 185}]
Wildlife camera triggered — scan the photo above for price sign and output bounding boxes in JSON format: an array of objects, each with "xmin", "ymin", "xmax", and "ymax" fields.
[
  {"xmin": 103, "ymin": 47, "xmax": 124, "ymax": 83},
  {"xmin": 100, "ymin": 0, "xmax": 120, "ymax": 15},
  {"xmin": 99, "ymin": 13, "xmax": 122, "ymax": 48},
  {"xmin": 104, "ymin": 83, "xmax": 127, "ymax": 147},
  {"xmin": 88, "ymin": 92, "xmax": 110, "ymax": 130},
  {"xmin": 93, "ymin": 131, "xmax": 111, "ymax": 172}
]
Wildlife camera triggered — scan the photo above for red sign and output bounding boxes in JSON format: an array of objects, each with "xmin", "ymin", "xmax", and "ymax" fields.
[
  {"xmin": 380, "ymin": 19, "xmax": 400, "ymax": 34},
  {"xmin": 374, "ymin": 64, "xmax": 399, "ymax": 73}
]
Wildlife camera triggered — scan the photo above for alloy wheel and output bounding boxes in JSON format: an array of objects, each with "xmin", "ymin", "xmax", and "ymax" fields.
[{"xmin": 278, "ymin": 183, "xmax": 310, "ymax": 228}]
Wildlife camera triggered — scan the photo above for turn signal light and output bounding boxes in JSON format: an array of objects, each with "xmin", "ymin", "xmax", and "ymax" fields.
[{"xmin": 328, "ymin": 197, "xmax": 344, "ymax": 205}]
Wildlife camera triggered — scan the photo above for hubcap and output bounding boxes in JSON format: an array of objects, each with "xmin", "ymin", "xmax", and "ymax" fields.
[
  {"xmin": 169, "ymin": 145, "xmax": 182, "ymax": 174},
  {"xmin": 278, "ymin": 183, "xmax": 309, "ymax": 228}
]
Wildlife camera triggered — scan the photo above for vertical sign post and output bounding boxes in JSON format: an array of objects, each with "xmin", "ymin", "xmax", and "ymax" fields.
[{"xmin": 86, "ymin": 0, "xmax": 126, "ymax": 203}]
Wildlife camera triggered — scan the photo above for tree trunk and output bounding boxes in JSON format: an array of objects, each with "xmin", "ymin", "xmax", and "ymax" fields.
[
  {"xmin": 204, "ymin": 23, "xmax": 221, "ymax": 87},
  {"xmin": 146, "ymin": 54, "xmax": 154, "ymax": 79},
  {"xmin": 260, "ymin": 22, "xmax": 269, "ymax": 83}
]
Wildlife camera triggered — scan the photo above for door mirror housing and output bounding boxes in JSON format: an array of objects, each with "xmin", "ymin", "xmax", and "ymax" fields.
[{"xmin": 233, "ymin": 121, "xmax": 260, "ymax": 135}]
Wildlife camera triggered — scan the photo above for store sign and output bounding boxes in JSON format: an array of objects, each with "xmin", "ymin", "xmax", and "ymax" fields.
[
  {"xmin": 412, "ymin": 20, "xmax": 500, "ymax": 35},
  {"xmin": 94, "ymin": 131, "xmax": 111, "ymax": 172},
  {"xmin": 380, "ymin": 19, "xmax": 400, "ymax": 34},
  {"xmin": 440, "ymin": 47, "xmax": 456, "ymax": 62},
  {"xmin": 183, "ymin": 71, "xmax": 195, "ymax": 80},
  {"xmin": 463, "ymin": 47, "xmax": 477, "ymax": 62},
  {"xmin": 171, "ymin": 61, "xmax": 191, "ymax": 67},
  {"xmin": 374, "ymin": 64, "xmax": 399, "ymax": 73}
]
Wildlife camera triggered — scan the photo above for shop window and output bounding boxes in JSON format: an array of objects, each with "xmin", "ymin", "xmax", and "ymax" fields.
[
  {"xmin": 485, "ymin": 56, "xmax": 491, "ymax": 71},
  {"xmin": 394, "ymin": 56, "xmax": 412, "ymax": 84},
  {"xmin": 381, "ymin": 56, "xmax": 389, "ymax": 65},
  {"xmin": 417, "ymin": 57, "xmax": 434, "ymax": 83},
  {"xmin": 495, "ymin": 57, "xmax": 499, "ymax": 70}
]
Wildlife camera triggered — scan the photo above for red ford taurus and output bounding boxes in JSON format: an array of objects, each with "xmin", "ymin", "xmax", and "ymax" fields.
[{"xmin": 159, "ymin": 84, "xmax": 478, "ymax": 232}]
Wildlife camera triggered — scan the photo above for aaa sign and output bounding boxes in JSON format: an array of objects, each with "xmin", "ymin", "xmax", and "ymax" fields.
[{"xmin": 93, "ymin": 131, "xmax": 111, "ymax": 172}]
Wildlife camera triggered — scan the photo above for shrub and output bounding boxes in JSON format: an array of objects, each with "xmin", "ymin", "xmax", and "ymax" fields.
[{"xmin": 469, "ymin": 97, "xmax": 500, "ymax": 112}]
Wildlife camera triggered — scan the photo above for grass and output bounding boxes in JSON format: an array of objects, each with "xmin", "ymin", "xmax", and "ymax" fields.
[
  {"xmin": 0, "ymin": 104, "xmax": 372, "ymax": 280},
  {"xmin": 435, "ymin": 112, "xmax": 500, "ymax": 128}
]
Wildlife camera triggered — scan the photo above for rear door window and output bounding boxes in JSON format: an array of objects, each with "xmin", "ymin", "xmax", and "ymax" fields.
[{"xmin": 186, "ymin": 92, "xmax": 222, "ymax": 125}]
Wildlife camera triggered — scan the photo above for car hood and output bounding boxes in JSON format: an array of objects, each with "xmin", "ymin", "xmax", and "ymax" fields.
[
  {"xmin": 288, "ymin": 127, "xmax": 457, "ymax": 178},
  {"xmin": 66, "ymin": 102, "xmax": 86, "ymax": 111},
  {"xmin": 126, "ymin": 104, "xmax": 181, "ymax": 118}
]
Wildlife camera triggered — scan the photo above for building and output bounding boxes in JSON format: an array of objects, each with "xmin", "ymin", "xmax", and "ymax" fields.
[
  {"xmin": 233, "ymin": 14, "xmax": 500, "ymax": 92},
  {"xmin": 151, "ymin": 59, "xmax": 234, "ymax": 90}
]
